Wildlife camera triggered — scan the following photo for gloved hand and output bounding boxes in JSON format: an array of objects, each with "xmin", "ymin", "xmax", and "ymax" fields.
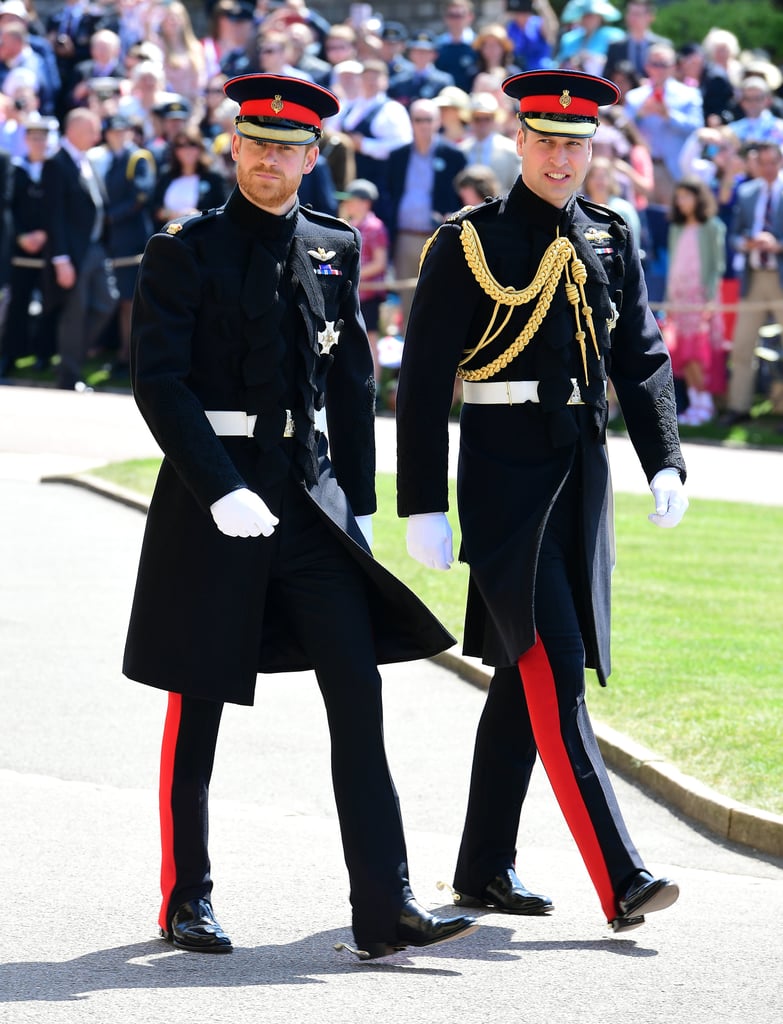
[
  {"xmin": 406, "ymin": 512, "xmax": 454, "ymax": 570},
  {"xmin": 355, "ymin": 514, "xmax": 373, "ymax": 548},
  {"xmin": 210, "ymin": 487, "xmax": 279, "ymax": 538},
  {"xmin": 648, "ymin": 468, "xmax": 688, "ymax": 529}
]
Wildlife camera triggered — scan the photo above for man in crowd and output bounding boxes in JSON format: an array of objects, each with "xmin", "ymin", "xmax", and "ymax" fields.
[
  {"xmin": 623, "ymin": 41, "xmax": 703, "ymax": 205},
  {"xmin": 42, "ymin": 105, "xmax": 117, "ymax": 389},
  {"xmin": 388, "ymin": 96, "xmax": 465, "ymax": 331},
  {"xmin": 722, "ymin": 142, "xmax": 783, "ymax": 426}
]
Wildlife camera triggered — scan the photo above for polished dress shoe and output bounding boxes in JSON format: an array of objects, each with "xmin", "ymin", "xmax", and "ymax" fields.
[
  {"xmin": 344, "ymin": 897, "xmax": 478, "ymax": 960},
  {"xmin": 718, "ymin": 410, "xmax": 751, "ymax": 427},
  {"xmin": 610, "ymin": 870, "xmax": 679, "ymax": 933},
  {"xmin": 161, "ymin": 897, "xmax": 233, "ymax": 953},
  {"xmin": 453, "ymin": 868, "xmax": 553, "ymax": 915}
]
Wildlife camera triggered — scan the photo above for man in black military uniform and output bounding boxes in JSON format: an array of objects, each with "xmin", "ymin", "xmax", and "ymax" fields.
[
  {"xmin": 396, "ymin": 69, "xmax": 689, "ymax": 934},
  {"xmin": 123, "ymin": 73, "xmax": 477, "ymax": 961}
]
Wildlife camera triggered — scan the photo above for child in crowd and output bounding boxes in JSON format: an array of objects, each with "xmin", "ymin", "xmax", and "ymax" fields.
[
  {"xmin": 339, "ymin": 178, "xmax": 389, "ymax": 391},
  {"xmin": 665, "ymin": 177, "xmax": 726, "ymax": 425}
]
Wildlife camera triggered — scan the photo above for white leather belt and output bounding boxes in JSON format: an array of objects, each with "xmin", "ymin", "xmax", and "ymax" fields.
[
  {"xmin": 462, "ymin": 379, "xmax": 587, "ymax": 406},
  {"xmin": 205, "ymin": 409, "xmax": 295, "ymax": 438}
]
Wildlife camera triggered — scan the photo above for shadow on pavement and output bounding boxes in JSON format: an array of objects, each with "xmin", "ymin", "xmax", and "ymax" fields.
[{"xmin": 0, "ymin": 923, "xmax": 659, "ymax": 1002}]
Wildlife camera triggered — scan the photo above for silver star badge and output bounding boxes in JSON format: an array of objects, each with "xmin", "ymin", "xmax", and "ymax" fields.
[{"xmin": 317, "ymin": 321, "xmax": 340, "ymax": 354}]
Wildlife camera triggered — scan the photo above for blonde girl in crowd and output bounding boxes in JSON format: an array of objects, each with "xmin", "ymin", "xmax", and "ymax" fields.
[{"xmin": 149, "ymin": 0, "xmax": 207, "ymax": 105}]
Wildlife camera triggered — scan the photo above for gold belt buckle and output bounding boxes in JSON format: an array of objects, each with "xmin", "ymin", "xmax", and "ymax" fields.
[{"xmin": 283, "ymin": 409, "xmax": 295, "ymax": 438}]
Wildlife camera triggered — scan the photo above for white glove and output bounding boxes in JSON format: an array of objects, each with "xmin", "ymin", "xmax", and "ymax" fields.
[
  {"xmin": 648, "ymin": 469, "xmax": 688, "ymax": 529},
  {"xmin": 355, "ymin": 514, "xmax": 373, "ymax": 548},
  {"xmin": 406, "ymin": 512, "xmax": 454, "ymax": 570},
  {"xmin": 210, "ymin": 487, "xmax": 279, "ymax": 538}
]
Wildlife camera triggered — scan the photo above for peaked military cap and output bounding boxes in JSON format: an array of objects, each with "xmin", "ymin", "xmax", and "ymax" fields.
[
  {"xmin": 225, "ymin": 73, "xmax": 340, "ymax": 145},
  {"xmin": 502, "ymin": 69, "xmax": 620, "ymax": 138},
  {"xmin": 154, "ymin": 96, "xmax": 191, "ymax": 120},
  {"xmin": 408, "ymin": 30, "xmax": 437, "ymax": 50}
]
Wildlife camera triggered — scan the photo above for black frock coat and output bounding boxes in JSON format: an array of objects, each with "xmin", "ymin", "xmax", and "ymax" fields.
[
  {"xmin": 123, "ymin": 186, "xmax": 453, "ymax": 706},
  {"xmin": 396, "ymin": 178, "xmax": 686, "ymax": 683}
]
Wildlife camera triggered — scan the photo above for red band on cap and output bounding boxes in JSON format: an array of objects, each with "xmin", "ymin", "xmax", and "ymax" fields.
[
  {"xmin": 520, "ymin": 93, "xmax": 598, "ymax": 117},
  {"xmin": 239, "ymin": 98, "xmax": 320, "ymax": 126}
]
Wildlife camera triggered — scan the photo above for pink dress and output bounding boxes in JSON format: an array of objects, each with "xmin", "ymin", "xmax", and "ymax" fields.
[{"xmin": 667, "ymin": 225, "xmax": 714, "ymax": 379}]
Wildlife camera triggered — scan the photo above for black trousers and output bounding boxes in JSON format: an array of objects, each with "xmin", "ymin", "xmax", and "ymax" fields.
[
  {"xmin": 159, "ymin": 474, "xmax": 410, "ymax": 945},
  {"xmin": 454, "ymin": 467, "xmax": 644, "ymax": 921},
  {"xmin": 1, "ymin": 263, "xmax": 57, "ymax": 365}
]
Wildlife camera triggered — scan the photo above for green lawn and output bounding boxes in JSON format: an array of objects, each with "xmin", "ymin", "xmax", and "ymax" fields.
[{"xmin": 91, "ymin": 460, "xmax": 783, "ymax": 816}]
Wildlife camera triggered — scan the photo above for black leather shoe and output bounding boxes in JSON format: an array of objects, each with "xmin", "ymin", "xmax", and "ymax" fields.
[
  {"xmin": 357, "ymin": 898, "xmax": 478, "ymax": 960},
  {"xmin": 454, "ymin": 868, "xmax": 553, "ymax": 915},
  {"xmin": 718, "ymin": 410, "xmax": 751, "ymax": 427},
  {"xmin": 160, "ymin": 898, "xmax": 233, "ymax": 953},
  {"xmin": 610, "ymin": 870, "xmax": 679, "ymax": 932}
]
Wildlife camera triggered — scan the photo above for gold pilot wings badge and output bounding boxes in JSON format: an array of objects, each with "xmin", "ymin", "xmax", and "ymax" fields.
[
  {"xmin": 317, "ymin": 321, "xmax": 340, "ymax": 354},
  {"xmin": 583, "ymin": 226, "xmax": 614, "ymax": 254}
]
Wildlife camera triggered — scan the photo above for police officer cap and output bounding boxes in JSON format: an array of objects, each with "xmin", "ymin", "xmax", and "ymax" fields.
[
  {"xmin": 104, "ymin": 113, "xmax": 131, "ymax": 132},
  {"xmin": 506, "ymin": 0, "xmax": 535, "ymax": 12},
  {"xmin": 381, "ymin": 21, "xmax": 408, "ymax": 43},
  {"xmin": 218, "ymin": 0, "xmax": 256, "ymax": 20},
  {"xmin": 225, "ymin": 73, "xmax": 339, "ymax": 146},
  {"xmin": 503, "ymin": 69, "xmax": 619, "ymax": 138},
  {"xmin": 408, "ymin": 30, "xmax": 437, "ymax": 50},
  {"xmin": 154, "ymin": 96, "xmax": 192, "ymax": 120}
]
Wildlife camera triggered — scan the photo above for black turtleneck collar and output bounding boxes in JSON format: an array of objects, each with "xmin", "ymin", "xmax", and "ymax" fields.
[
  {"xmin": 504, "ymin": 178, "xmax": 576, "ymax": 234},
  {"xmin": 223, "ymin": 185, "xmax": 300, "ymax": 244}
]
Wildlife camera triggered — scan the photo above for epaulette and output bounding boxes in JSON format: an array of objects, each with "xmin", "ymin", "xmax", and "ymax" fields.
[
  {"xmin": 126, "ymin": 148, "xmax": 154, "ymax": 181},
  {"xmin": 160, "ymin": 207, "xmax": 222, "ymax": 236},
  {"xmin": 420, "ymin": 197, "xmax": 501, "ymax": 268},
  {"xmin": 444, "ymin": 196, "xmax": 502, "ymax": 225},
  {"xmin": 576, "ymin": 195, "xmax": 627, "ymax": 228},
  {"xmin": 299, "ymin": 205, "xmax": 356, "ymax": 234}
]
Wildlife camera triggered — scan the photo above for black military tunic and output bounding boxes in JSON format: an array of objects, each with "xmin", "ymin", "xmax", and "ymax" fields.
[
  {"xmin": 397, "ymin": 177, "xmax": 686, "ymax": 683},
  {"xmin": 123, "ymin": 185, "xmax": 453, "ymax": 705}
]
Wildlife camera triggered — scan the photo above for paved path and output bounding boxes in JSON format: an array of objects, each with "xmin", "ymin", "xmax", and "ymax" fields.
[{"xmin": 2, "ymin": 385, "xmax": 783, "ymax": 1023}]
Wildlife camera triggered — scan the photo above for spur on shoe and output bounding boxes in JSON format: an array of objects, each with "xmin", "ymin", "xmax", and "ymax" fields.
[
  {"xmin": 450, "ymin": 868, "xmax": 553, "ymax": 915},
  {"xmin": 335, "ymin": 897, "xmax": 478, "ymax": 960},
  {"xmin": 160, "ymin": 897, "xmax": 233, "ymax": 953},
  {"xmin": 609, "ymin": 870, "xmax": 679, "ymax": 933}
]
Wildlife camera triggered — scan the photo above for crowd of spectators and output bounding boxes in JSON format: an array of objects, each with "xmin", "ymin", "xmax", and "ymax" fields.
[{"xmin": 0, "ymin": 0, "xmax": 781, "ymax": 424}]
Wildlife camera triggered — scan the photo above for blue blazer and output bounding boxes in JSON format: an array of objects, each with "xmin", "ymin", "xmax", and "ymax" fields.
[
  {"xmin": 729, "ymin": 176, "xmax": 783, "ymax": 295},
  {"xmin": 387, "ymin": 138, "xmax": 467, "ymax": 243}
]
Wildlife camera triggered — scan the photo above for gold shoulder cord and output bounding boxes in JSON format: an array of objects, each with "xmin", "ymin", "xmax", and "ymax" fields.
[{"xmin": 454, "ymin": 220, "xmax": 600, "ymax": 382}]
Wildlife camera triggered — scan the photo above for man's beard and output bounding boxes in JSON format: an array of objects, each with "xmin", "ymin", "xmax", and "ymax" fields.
[{"xmin": 236, "ymin": 161, "xmax": 297, "ymax": 211}]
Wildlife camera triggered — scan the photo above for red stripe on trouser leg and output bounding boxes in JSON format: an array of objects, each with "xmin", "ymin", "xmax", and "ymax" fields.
[
  {"xmin": 517, "ymin": 638, "xmax": 616, "ymax": 920},
  {"xmin": 158, "ymin": 692, "xmax": 182, "ymax": 931}
]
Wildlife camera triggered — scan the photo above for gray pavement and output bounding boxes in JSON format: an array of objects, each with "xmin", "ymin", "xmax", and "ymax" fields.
[{"xmin": 2, "ymin": 384, "xmax": 783, "ymax": 1023}]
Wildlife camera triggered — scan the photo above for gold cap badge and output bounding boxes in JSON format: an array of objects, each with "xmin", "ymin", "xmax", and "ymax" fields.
[
  {"xmin": 166, "ymin": 222, "xmax": 183, "ymax": 234},
  {"xmin": 271, "ymin": 94, "xmax": 284, "ymax": 114},
  {"xmin": 560, "ymin": 90, "xmax": 571, "ymax": 109}
]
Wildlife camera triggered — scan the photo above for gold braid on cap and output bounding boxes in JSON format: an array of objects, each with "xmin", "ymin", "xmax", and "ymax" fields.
[{"xmin": 451, "ymin": 220, "xmax": 600, "ymax": 382}]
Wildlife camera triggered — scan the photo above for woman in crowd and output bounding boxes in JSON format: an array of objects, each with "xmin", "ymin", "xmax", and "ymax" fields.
[
  {"xmin": 149, "ymin": 0, "xmax": 207, "ymax": 105},
  {"xmin": 150, "ymin": 123, "xmax": 226, "ymax": 226},
  {"xmin": 582, "ymin": 154, "xmax": 642, "ymax": 250},
  {"xmin": 453, "ymin": 164, "xmax": 501, "ymax": 206},
  {"xmin": 470, "ymin": 24, "xmax": 521, "ymax": 90}
]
